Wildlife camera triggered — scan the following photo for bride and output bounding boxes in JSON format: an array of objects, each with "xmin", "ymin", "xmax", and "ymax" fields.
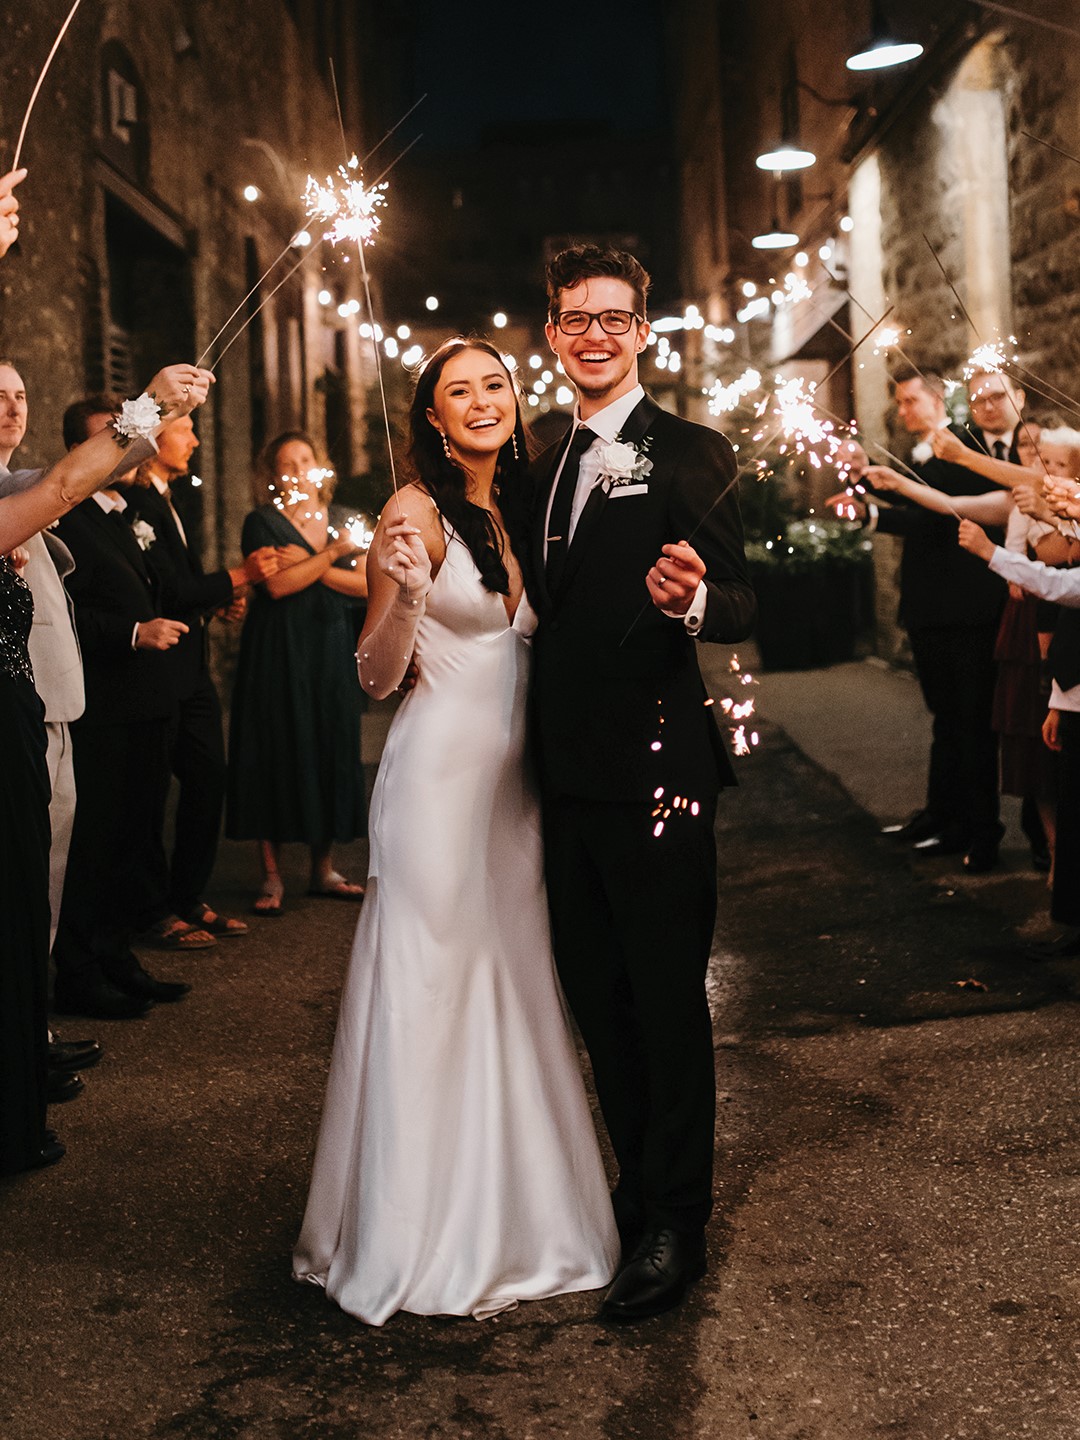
[{"xmin": 292, "ymin": 338, "xmax": 619, "ymax": 1324}]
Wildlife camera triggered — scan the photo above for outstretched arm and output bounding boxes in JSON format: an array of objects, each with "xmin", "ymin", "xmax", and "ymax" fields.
[
  {"xmin": 960, "ymin": 520, "xmax": 1080, "ymax": 607},
  {"xmin": 862, "ymin": 466, "xmax": 1010, "ymax": 524},
  {"xmin": 0, "ymin": 365, "xmax": 212, "ymax": 552}
]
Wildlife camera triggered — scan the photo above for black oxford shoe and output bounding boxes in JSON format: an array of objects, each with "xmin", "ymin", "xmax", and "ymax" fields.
[
  {"xmin": 1026, "ymin": 928, "xmax": 1080, "ymax": 961},
  {"xmin": 112, "ymin": 967, "xmax": 191, "ymax": 1004},
  {"xmin": 49, "ymin": 1036, "xmax": 103, "ymax": 1073},
  {"xmin": 880, "ymin": 810, "xmax": 940, "ymax": 844},
  {"xmin": 599, "ymin": 1228, "xmax": 706, "ymax": 1323},
  {"xmin": 47, "ymin": 1070, "xmax": 84, "ymax": 1104},
  {"xmin": 53, "ymin": 980, "xmax": 152, "ymax": 1021}
]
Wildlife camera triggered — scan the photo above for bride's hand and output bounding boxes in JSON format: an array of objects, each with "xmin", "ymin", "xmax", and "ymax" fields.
[{"xmin": 376, "ymin": 517, "xmax": 432, "ymax": 598}]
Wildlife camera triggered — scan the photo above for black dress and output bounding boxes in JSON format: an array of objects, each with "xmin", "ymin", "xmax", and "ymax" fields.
[
  {"xmin": 0, "ymin": 559, "xmax": 51, "ymax": 1177},
  {"xmin": 226, "ymin": 505, "xmax": 367, "ymax": 845}
]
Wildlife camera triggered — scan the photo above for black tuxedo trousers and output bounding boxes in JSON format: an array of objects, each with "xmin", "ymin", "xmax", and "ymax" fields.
[
  {"xmin": 543, "ymin": 793, "xmax": 719, "ymax": 1233},
  {"xmin": 54, "ymin": 717, "xmax": 171, "ymax": 989}
]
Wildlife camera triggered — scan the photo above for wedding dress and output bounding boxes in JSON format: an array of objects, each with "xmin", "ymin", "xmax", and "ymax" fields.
[{"xmin": 293, "ymin": 530, "xmax": 619, "ymax": 1324}]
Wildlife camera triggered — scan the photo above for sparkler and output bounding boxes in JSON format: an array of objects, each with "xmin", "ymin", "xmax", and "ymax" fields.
[
  {"xmin": 706, "ymin": 368, "xmax": 761, "ymax": 417},
  {"xmin": 11, "ymin": 0, "xmax": 84, "ymax": 172},
  {"xmin": 303, "ymin": 157, "xmax": 387, "ymax": 248}
]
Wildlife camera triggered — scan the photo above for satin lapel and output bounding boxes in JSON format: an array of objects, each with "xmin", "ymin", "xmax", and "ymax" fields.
[
  {"xmin": 532, "ymin": 432, "xmax": 571, "ymax": 612},
  {"xmin": 550, "ymin": 394, "xmax": 664, "ymax": 604},
  {"xmin": 89, "ymin": 502, "xmax": 154, "ymax": 591}
]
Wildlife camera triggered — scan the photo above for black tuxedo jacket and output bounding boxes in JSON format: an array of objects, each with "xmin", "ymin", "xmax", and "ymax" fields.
[
  {"xmin": 124, "ymin": 484, "xmax": 232, "ymax": 701},
  {"xmin": 528, "ymin": 392, "xmax": 756, "ymax": 803},
  {"xmin": 869, "ymin": 423, "xmax": 1006, "ymax": 630},
  {"xmin": 54, "ymin": 499, "xmax": 175, "ymax": 727}
]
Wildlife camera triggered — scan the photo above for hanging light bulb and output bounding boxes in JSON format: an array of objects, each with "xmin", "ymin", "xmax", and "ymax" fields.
[{"xmin": 846, "ymin": 2, "xmax": 923, "ymax": 71}]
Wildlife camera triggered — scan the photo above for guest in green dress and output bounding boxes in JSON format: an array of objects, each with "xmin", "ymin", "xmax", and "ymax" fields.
[{"xmin": 226, "ymin": 432, "xmax": 368, "ymax": 915}]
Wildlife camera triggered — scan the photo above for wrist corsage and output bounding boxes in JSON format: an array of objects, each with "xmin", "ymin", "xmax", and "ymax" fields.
[{"xmin": 111, "ymin": 392, "xmax": 162, "ymax": 448}]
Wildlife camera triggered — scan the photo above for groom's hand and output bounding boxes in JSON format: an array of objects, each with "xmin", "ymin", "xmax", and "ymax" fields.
[{"xmin": 646, "ymin": 540, "xmax": 705, "ymax": 614}]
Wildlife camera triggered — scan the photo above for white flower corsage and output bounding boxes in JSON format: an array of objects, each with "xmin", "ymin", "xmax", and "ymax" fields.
[
  {"xmin": 911, "ymin": 439, "xmax": 933, "ymax": 465},
  {"xmin": 597, "ymin": 435, "xmax": 653, "ymax": 490},
  {"xmin": 112, "ymin": 392, "xmax": 162, "ymax": 447},
  {"xmin": 131, "ymin": 518, "xmax": 156, "ymax": 551}
]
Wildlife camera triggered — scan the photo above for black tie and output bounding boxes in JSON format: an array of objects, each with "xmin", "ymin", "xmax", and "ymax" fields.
[
  {"xmin": 545, "ymin": 425, "xmax": 595, "ymax": 590},
  {"xmin": 992, "ymin": 439, "xmax": 1006, "ymax": 461}
]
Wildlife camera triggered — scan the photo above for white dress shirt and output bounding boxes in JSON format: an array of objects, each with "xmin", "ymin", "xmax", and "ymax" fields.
[
  {"xmin": 543, "ymin": 385, "xmax": 707, "ymax": 633},
  {"xmin": 989, "ymin": 546, "xmax": 1080, "ymax": 711}
]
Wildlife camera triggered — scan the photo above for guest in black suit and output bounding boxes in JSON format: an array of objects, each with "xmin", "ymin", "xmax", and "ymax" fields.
[
  {"xmin": 965, "ymin": 368, "xmax": 1027, "ymax": 466},
  {"xmin": 53, "ymin": 424, "xmax": 195, "ymax": 1021},
  {"xmin": 829, "ymin": 367, "xmax": 1007, "ymax": 872},
  {"xmin": 531, "ymin": 245, "xmax": 756, "ymax": 1321},
  {"xmin": 121, "ymin": 414, "xmax": 278, "ymax": 944}
]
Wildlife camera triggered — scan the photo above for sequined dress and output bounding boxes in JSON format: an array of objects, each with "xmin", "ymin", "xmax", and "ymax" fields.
[{"xmin": 0, "ymin": 559, "xmax": 51, "ymax": 1175}]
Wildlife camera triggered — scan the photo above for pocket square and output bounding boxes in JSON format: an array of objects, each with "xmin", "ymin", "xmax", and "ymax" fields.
[{"xmin": 607, "ymin": 484, "xmax": 650, "ymax": 499}]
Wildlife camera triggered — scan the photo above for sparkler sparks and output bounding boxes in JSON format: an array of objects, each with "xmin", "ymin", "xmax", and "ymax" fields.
[
  {"xmin": 706, "ymin": 367, "xmax": 762, "ymax": 416},
  {"xmin": 964, "ymin": 337, "xmax": 1019, "ymax": 379},
  {"xmin": 303, "ymin": 156, "xmax": 388, "ymax": 248}
]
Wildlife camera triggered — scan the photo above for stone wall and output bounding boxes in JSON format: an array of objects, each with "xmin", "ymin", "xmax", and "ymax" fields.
[{"xmin": 0, "ymin": 0, "xmax": 373, "ymax": 590}]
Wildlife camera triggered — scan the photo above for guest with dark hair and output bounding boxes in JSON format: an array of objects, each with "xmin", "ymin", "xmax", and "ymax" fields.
[
  {"xmin": 122, "ymin": 416, "xmax": 278, "ymax": 947},
  {"xmin": 226, "ymin": 431, "xmax": 367, "ymax": 914}
]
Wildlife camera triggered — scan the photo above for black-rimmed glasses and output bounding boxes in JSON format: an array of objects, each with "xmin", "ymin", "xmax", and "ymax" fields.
[{"xmin": 553, "ymin": 308, "xmax": 642, "ymax": 336}]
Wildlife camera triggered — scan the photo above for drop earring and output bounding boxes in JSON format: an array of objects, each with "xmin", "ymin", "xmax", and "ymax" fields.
[
  {"xmin": 441, "ymin": 434, "xmax": 452, "ymax": 460},
  {"xmin": 511, "ymin": 433, "xmax": 520, "ymax": 462}
]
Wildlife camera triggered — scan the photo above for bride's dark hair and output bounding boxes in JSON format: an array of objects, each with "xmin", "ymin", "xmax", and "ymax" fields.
[{"xmin": 407, "ymin": 337, "xmax": 530, "ymax": 596}]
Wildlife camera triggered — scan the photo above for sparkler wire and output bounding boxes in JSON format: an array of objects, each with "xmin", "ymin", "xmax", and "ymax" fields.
[
  {"xmin": 196, "ymin": 236, "xmax": 297, "ymax": 370},
  {"xmin": 328, "ymin": 57, "xmax": 399, "ymax": 496},
  {"xmin": 11, "ymin": 0, "xmax": 84, "ymax": 172},
  {"xmin": 208, "ymin": 252, "xmax": 311, "ymax": 373}
]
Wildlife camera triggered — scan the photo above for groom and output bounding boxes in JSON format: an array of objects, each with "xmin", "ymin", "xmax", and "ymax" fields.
[{"xmin": 531, "ymin": 244, "xmax": 756, "ymax": 1321}]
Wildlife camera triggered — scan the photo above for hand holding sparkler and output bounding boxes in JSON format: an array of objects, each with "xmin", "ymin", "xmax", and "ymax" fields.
[
  {"xmin": 957, "ymin": 519, "xmax": 996, "ymax": 562},
  {"xmin": 0, "ymin": 169, "xmax": 27, "ymax": 258},
  {"xmin": 148, "ymin": 364, "xmax": 214, "ymax": 421},
  {"xmin": 930, "ymin": 428, "xmax": 968, "ymax": 465},
  {"xmin": 373, "ymin": 517, "xmax": 432, "ymax": 599},
  {"xmin": 1044, "ymin": 478, "xmax": 1080, "ymax": 521},
  {"xmin": 646, "ymin": 540, "xmax": 706, "ymax": 614},
  {"xmin": 1013, "ymin": 480, "xmax": 1055, "ymax": 523}
]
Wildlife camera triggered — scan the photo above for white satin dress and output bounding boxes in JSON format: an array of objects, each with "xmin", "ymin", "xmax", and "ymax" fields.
[{"xmin": 292, "ymin": 531, "xmax": 619, "ymax": 1325}]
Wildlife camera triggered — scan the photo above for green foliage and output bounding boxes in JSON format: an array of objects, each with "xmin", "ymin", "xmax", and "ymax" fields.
[{"xmin": 745, "ymin": 518, "xmax": 873, "ymax": 573}]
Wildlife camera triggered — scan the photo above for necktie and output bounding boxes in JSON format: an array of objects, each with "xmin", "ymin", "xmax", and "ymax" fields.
[
  {"xmin": 545, "ymin": 425, "xmax": 595, "ymax": 590},
  {"xmin": 163, "ymin": 487, "xmax": 189, "ymax": 548},
  {"xmin": 992, "ymin": 439, "xmax": 1006, "ymax": 462}
]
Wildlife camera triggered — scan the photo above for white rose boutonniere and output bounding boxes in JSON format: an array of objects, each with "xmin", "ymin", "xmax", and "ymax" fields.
[
  {"xmin": 597, "ymin": 435, "xmax": 653, "ymax": 490},
  {"xmin": 112, "ymin": 392, "xmax": 162, "ymax": 447},
  {"xmin": 131, "ymin": 518, "xmax": 156, "ymax": 552},
  {"xmin": 911, "ymin": 439, "xmax": 933, "ymax": 465}
]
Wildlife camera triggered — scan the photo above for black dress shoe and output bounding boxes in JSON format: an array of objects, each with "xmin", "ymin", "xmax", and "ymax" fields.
[
  {"xmin": 599, "ymin": 1228, "xmax": 706, "ymax": 1323},
  {"xmin": 880, "ymin": 810, "xmax": 941, "ymax": 844},
  {"xmin": 1026, "ymin": 928, "xmax": 1080, "ymax": 960},
  {"xmin": 53, "ymin": 980, "xmax": 152, "ymax": 1020},
  {"xmin": 111, "ymin": 966, "xmax": 190, "ymax": 1003},
  {"xmin": 49, "ymin": 1037, "xmax": 103, "ymax": 1073},
  {"xmin": 30, "ymin": 1134, "xmax": 65, "ymax": 1170},
  {"xmin": 47, "ymin": 1070, "xmax": 84, "ymax": 1104},
  {"xmin": 911, "ymin": 831, "xmax": 965, "ymax": 858},
  {"xmin": 963, "ymin": 843, "xmax": 999, "ymax": 874}
]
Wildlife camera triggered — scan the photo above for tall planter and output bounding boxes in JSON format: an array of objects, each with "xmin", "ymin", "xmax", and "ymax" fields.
[{"xmin": 746, "ymin": 521, "xmax": 873, "ymax": 672}]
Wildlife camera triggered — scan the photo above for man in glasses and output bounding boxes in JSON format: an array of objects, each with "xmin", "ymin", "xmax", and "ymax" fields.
[{"xmin": 530, "ymin": 243, "xmax": 756, "ymax": 1322}]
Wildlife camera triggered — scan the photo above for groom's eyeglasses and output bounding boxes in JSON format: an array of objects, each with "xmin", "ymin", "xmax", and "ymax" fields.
[{"xmin": 554, "ymin": 309, "xmax": 642, "ymax": 336}]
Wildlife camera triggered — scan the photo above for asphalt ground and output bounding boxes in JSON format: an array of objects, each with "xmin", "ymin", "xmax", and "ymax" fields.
[{"xmin": 3, "ymin": 650, "xmax": 1078, "ymax": 1440}]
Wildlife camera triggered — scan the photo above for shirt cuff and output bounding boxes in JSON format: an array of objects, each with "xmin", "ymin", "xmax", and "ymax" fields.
[
  {"xmin": 661, "ymin": 579, "xmax": 708, "ymax": 635},
  {"xmin": 131, "ymin": 622, "xmax": 140, "ymax": 650}
]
